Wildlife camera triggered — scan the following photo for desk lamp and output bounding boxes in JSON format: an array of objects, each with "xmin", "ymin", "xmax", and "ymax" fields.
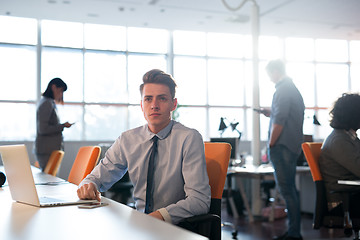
[
  {"xmin": 230, "ymin": 122, "xmax": 242, "ymax": 139},
  {"xmin": 313, "ymin": 115, "xmax": 321, "ymax": 125},
  {"xmin": 218, "ymin": 117, "xmax": 228, "ymax": 137}
]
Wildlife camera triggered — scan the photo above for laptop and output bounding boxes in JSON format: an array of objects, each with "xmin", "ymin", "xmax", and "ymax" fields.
[{"xmin": 0, "ymin": 144, "xmax": 97, "ymax": 207}]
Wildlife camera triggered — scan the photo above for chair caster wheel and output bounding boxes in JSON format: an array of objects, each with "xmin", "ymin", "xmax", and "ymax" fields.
[
  {"xmin": 232, "ymin": 230, "xmax": 238, "ymax": 239},
  {"xmin": 344, "ymin": 227, "xmax": 353, "ymax": 237}
]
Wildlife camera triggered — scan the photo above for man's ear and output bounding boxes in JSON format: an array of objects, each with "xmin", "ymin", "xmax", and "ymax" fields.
[
  {"xmin": 172, "ymin": 98, "xmax": 178, "ymax": 111},
  {"xmin": 140, "ymin": 100, "xmax": 144, "ymax": 112}
]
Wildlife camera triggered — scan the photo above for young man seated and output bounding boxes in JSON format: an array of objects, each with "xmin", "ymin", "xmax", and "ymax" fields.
[{"xmin": 77, "ymin": 69, "xmax": 211, "ymax": 224}]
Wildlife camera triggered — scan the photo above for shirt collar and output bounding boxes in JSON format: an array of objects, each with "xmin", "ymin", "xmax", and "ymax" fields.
[
  {"xmin": 146, "ymin": 120, "xmax": 174, "ymax": 140},
  {"xmin": 275, "ymin": 76, "xmax": 290, "ymax": 88}
]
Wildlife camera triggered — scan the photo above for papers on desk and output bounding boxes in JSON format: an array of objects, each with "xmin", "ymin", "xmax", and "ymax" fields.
[
  {"xmin": 228, "ymin": 164, "xmax": 310, "ymax": 175},
  {"xmin": 228, "ymin": 163, "xmax": 274, "ymax": 175},
  {"xmin": 338, "ymin": 180, "xmax": 360, "ymax": 185}
]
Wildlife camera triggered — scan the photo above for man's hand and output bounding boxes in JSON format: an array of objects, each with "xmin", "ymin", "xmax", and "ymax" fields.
[
  {"xmin": 77, "ymin": 182, "xmax": 101, "ymax": 202},
  {"xmin": 253, "ymin": 108, "xmax": 271, "ymax": 117},
  {"xmin": 261, "ymin": 108, "xmax": 271, "ymax": 117},
  {"xmin": 149, "ymin": 211, "xmax": 164, "ymax": 221},
  {"xmin": 269, "ymin": 123, "xmax": 283, "ymax": 148}
]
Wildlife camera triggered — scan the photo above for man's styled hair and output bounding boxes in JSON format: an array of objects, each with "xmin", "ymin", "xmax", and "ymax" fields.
[
  {"xmin": 266, "ymin": 59, "xmax": 286, "ymax": 75},
  {"xmin": 330, "ymin": 93, "xmax": 360, "ymax": 130},
  {"xmin": 139, "ymin": 69, "xmax": 177, "ymax": 99}
]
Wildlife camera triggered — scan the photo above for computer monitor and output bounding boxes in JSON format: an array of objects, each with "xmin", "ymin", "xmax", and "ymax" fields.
[{"xmin": 210, "ymin": 137, "xmax": 239, "ymax": 159}]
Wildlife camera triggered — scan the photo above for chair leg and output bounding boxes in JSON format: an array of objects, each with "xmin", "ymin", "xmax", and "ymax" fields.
[
  {"xmin": 343, "ymin": 193, "xmax": 353, "ymax": 237},
  {"xmin": 222, "ymin": 222, "xmax": 238, "ymax": 239},
  {"xmin": 344, "ymin": 211, "xmax": 353, "ymax": 237},
  {"xmin": 354, "ymin": 229, "xmax": 359, "ymax": 240}
]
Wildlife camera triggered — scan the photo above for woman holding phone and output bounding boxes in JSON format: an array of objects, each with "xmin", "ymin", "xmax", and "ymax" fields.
[{"xmin": 34, "ymin": 78, "xmax": 73, "ymax": 170}]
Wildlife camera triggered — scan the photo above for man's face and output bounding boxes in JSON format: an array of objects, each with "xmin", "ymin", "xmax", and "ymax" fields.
[
  {"xmin": 267, "ymin": 69, "xmax": 281, "ymax": 84},
  {"xmin": 141, "ymin": 83, "xmax": 177, "ymax": 133}
]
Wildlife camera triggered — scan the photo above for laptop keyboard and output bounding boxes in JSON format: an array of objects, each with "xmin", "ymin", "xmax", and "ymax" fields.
[{"xmin": 39, "ymin": 196, "xmax": 66, "ymax": 204}]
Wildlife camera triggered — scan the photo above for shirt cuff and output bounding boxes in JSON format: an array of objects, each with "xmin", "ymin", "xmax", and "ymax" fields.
[{"xmin": 158, "ymin": 208, "xmax": 171, "ymax": 223}]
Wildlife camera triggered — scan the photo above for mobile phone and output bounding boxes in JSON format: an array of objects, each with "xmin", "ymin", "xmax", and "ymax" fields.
[
  {"xmin": 78, "ymin": 202, "xmax": 109, "ymax": 209},
  {"xmin": 253, "ymin": 108, "xmax": 262, "ymax": 113}
]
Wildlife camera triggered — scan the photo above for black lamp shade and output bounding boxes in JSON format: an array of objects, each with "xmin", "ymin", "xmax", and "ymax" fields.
[{"xmin": 218, "ymin": 117, "xmax": 227, "ymax": 131}]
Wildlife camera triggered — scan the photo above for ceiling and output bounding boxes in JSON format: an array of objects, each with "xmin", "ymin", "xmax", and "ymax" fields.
[{"xmin": 1, "ymin": 0, "xmax": 360, "ymax": 40}]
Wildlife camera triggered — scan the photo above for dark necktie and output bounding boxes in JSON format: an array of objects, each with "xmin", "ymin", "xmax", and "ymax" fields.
[{"xmin": 145, "ymin": 136, "xmax": 158, "ymax": 214}]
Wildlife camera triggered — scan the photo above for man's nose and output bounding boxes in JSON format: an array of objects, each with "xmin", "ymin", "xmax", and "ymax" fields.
[{"xmin": 151, "ymin": 100, "xmax": 159, "ymax": 109}]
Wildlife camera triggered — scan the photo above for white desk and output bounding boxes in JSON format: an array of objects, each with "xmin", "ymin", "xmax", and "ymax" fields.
[
  {"xmin": 0, "ymin": 167, "xmax": 207, "ymax": 240},
  {"xmin": 227, "ymin": 164, "xmax": 310, "ymax": 222}
]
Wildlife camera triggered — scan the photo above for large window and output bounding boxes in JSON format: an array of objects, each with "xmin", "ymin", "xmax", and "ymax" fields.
[
  {"xmin": 0, "ymin": 15, "xmax": 359, "ymax": 143},
  {"xmin": 0, "ymin": 45, "xmax": 37, "ymax": 101},
  {"xmin": 41, "ymin": 47, "xmax": 84, "ymax": 102}
]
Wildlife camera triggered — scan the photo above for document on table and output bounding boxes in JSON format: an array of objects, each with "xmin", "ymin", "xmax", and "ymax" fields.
[{"xmin": 338, "ymin": 180, "xmax": 360, "ymax": 185}]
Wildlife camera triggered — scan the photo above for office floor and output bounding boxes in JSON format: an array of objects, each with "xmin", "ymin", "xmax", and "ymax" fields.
[
  {"xmin": 220, "ymin": 202, "xmax": 352, "ymax": 240},
  {"xmin": 105, "ymin": 190, "xmax": 351, "ymax": 240}
]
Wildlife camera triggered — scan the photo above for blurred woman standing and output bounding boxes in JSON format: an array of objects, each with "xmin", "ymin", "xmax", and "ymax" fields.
[{"xmin": 34, "ymin": 78, "xmax": 73, "ymax": 170}]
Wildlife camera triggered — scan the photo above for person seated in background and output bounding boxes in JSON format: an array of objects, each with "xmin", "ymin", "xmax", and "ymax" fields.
[
  {"xmin": 319, "ymin": 93, "xmax": 360, "ymax": 236},
  {"xmin": 77, "ymin": 69, "xmax": 211, "ymax": 224}
]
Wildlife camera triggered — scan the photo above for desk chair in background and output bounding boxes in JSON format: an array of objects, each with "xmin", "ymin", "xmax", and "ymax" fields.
[
  {"xmin": 179, "ymin": 142, "xmax": 232, "ymax": 240},
  {"xmin": 67, "ymin": 146, "xmax": 101, "ymax": 185},
  {"xmin": 302, "ymin": 142, "xmax": 353, "ymax": 237},
  {"xmin": 34, "ymin": 150, "xmax": 65, "ymax": 176},
  {"xmin": 44, "ymin": 150, "xmax": 64, "ymax": 176}
]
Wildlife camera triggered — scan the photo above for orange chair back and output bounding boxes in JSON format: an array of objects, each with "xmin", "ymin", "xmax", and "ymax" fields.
[
  {"xmin": 68, "ymin": 146, "xmax": 101, "ymax": 185},
  {"xmin": 204, "ymin": 142, "xmax": 231, "ymax": 199},
  {"xmin": 301, "ymin": 142, "xmax": 323, "ymax": 181},
  {"xmin": 44, "ymin": 150, "xmax": 64, "ymax": 176}
]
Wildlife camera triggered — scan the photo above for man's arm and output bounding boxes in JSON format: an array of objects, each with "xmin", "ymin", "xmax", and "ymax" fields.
[
  {"xmin": 269, "ymin": 123, "xmax": 283, "ymax": 147},
  {"xmin": 77, "ymin": 137, "xmax": 127, "ymax": 197},
  {"xmin": 163, "ymin": 130, "xmax": 211, "ymax": 224},
  {"xmin": 260, "ymin": 108, "xmax": 271, "ymax": 117}
]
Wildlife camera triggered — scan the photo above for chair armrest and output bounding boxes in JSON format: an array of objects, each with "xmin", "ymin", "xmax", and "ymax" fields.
[
  {"xmin": 177, "ymin": 213, "xmax": 221, "ymax": 239},
  {"xmin": 180, "ymin": 213, "xmax": 220, "ymax": 224}
]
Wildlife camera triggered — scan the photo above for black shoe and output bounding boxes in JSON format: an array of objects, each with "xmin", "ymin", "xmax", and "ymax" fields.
[
  {"xmin": 273, "ymin": 232, "xmax": 287, "ymax": 240},
  {"xmin": 285, "ymin": 236, "xmax": 303, "ymax": 240},
  {"xmin": 273, "ymin": 232, "xmax": 303, "ymax": 240}
]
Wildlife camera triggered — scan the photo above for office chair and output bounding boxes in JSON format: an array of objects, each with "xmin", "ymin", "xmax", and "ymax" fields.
[
  {"xmin": 43, "ymin": 150, "xmax": 64, "ymax": 176},
  {"xmin": 106, "ymin": 172, "xmax": 134, "ymax": 206},
  {"xmin": 302, "ymin": 142, "xmax": 353, "ymax": 237},
  {"xmin": 68, "ymin": 146, "xmax": 101, "ymax": 185},
  {"xmin": 34, "ymin": 150, "xmax": 64, "ymax": 176},
  {"xmin": 178, "ymin": 142, "xmax": 232, "ymax": 240}
]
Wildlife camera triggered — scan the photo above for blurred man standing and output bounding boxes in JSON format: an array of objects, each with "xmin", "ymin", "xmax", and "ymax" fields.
[{"xmin": 260, "ymin": 60, "xmax": 305, "ymax": 240}]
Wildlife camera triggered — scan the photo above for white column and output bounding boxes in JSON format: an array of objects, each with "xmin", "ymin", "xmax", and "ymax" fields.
[{"xmin": 250, "ymin": 2, "xmax": 263, "ymax": 217}]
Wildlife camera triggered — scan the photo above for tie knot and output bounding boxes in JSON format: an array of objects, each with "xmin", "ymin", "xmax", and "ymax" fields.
[{"xmin": 152, "ymin": 135, "xmax": 158, "ymax": 143}]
